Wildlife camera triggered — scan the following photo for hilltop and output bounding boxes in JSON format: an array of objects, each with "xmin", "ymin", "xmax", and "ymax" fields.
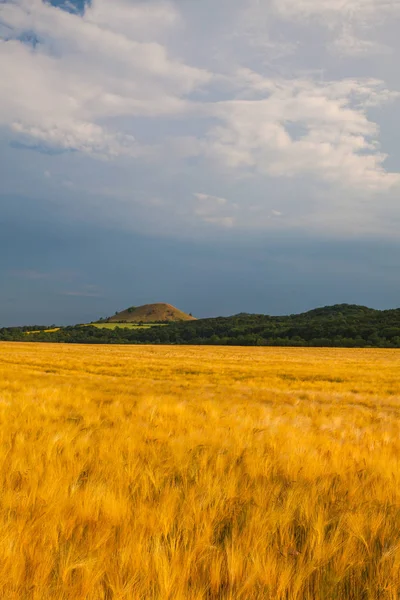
[
  {"xmin": 106, "ymin": 303, "xmax": 196, "ymax": 324},
  {"xmin": 298, "ymin": 304, "xmax": 379, "ymax": 318}
]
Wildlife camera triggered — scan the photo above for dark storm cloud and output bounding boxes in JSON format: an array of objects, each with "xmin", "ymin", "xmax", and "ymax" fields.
[{"xmin": 1, "ymin": 0, "xmax": 400, "ymax": 324}]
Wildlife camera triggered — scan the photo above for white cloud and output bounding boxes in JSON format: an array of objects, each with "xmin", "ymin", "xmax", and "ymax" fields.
[
  {"xmin": 206, "ymin": 75, "xmax": 400, "ymax": 190},
  {"xmin": 270, "ymin": 0, "xmax": 400, "ymax": 61},
  {"xmin": 194, "ymin": 193, "xmax": 228, "ymax": 205},
  {"xmin": 273, "ymin": 0, "xmax": 400, "ymax": 21},
  {"xmin": 1, "ymin": 0, "xmax": 398, "ymax": 189},
  {"xmin": 11, "ymin": 119, "xmax": 138, "ymax": 158},
  {"xmin": 1, "ymin": 0, "xmax": 400, "ymax": 237},
  {"xmin": 0, "ymin": 0, "xmax": 210, "ymax": 156},
  {"xmin": 193, "ymin": 192, "xmax": 235, "ymax": 227},
  {"xmin": 86, "ymin": 0, "xmax": 181, "ymax": 40},
  {"xmin": 331, "ymin": 25, "xmax": 392, "ymax": 57}
]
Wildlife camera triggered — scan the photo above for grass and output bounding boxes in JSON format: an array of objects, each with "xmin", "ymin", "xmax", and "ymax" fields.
[
  {"xmin": 87, "ymin": 323, "xmax": 167, "ymax": 330},
  {"xmin": 25, "ymin": 328, "xmax": 61, "ymax": 335},
  {"xmin": 0, "ymin": 343, "xmax": 400, "ymax": 599},
  {"xmin": 25, "ymin": 324, "xmax": 165, "ymax": 334}
]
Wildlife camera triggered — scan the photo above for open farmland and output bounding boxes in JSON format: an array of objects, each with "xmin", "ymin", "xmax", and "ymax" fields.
[
  {"xmin": 25, "ymin": 328, "xmax": 61, "ymax": 335},
  {"xmin": 87, "ymin": 323, "xmax": 167, "ymax": 330},
  {"xmin": 1, "ymin": 343, "xmax": 400, "ymax": 599}
]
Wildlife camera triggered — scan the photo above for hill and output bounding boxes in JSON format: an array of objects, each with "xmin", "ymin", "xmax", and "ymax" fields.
[
  {"xmin": 299, "ymin": 303, "xmax": 378, "ymax": 318},
  {"xmin": 106, "ymin": 303, "xmax": 196, "ymax": 323},
  {"xmin": 2, "ymin": 304, "xmax": 400, "ymax": 347}
]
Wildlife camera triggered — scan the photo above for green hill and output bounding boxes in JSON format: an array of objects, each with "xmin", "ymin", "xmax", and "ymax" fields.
[{"xmin": 299, "ymin": 304, "xmax": 378, "ymax": 318}]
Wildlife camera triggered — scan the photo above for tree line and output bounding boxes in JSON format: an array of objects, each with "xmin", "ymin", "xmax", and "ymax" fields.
[{"xmin": 1, "ymin": 304, "xmax": 400, "ymax": 347}]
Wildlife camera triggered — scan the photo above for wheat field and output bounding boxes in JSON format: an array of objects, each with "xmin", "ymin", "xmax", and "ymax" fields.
[{"xmin": 1, "ymin": 342, "xmax": 400, "ymax": 599}]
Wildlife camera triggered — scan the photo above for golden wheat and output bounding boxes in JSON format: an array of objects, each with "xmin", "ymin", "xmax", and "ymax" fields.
[{"xmin": 0, "ymin": 342, "xmax": 400, "ymax": 599}]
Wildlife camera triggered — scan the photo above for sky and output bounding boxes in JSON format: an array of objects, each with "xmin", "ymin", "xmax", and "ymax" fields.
[{"xmin": 1, "ymin": 0, "xmax": 400, "ymax": 325}]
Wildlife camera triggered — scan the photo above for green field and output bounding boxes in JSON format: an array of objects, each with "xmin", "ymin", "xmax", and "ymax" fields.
[{"xmin": 88, "ymin": 323, "xmax": 167, "ymax": 330}]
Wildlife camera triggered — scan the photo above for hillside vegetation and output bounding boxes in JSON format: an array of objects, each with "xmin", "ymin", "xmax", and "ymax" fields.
[
  {"xmin": 106, "ymin": 303, "xmax": 196, "ymax": 323},
  {"xmin": 87, "ymin": 323, "xmax": 166, "ymax": 330},
  {"xmin": 0, "ymin": 343, "xmax": 400, "ymax": 599},
  {"xmin": 3, "ymin": 304, "xmax": 400, "ymax": 347}
]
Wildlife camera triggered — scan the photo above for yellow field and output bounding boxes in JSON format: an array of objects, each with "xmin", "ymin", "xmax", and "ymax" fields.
[
  {"xmin": 86, "ymin": 323, "xmax": 166, "ymax": 330},
  {"xmin": 1, "ymin": 343, "xmax": 400, "ymax": 599},
  {"xmin": 25, "ymin": 328, "xmax": 61, "ymax": 335}
]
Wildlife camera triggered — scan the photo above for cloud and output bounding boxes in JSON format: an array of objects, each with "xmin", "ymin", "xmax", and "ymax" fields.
[
  {"xmin": 273, "ymin": 0, "xmax": 400, "ymax": 22},
  {"xmin": 193, "ymin": 192, "xmax": 235, "ymax": 227},
  {"xmin": 11, "ymin": 120, "xmax": 138, "ymax": 158},
  {"xmin": 1, "ymin": 0, "xmax": 399, "ymax": 191},
  {"xmin": 331, "ymin": 25, "xmax": 392, "ymax": 57},
  {"xmin": 0, "ymin": 0, "xmax": 210, "ymax": 156},
  {"xmin": 1, "ymin": 0, "xmax": 400, "ymax": 238},
  {"xmin": 86, "ymin": 0, "xmax": 182, "ymax": 40},
  {"xmin": 206, "ymin": 75, "xmax": 400, "ymax": 190},
  {"xmin": 269, "ymin": 0, "xmax": 400, "ymax": 60},
  {"xmin": 194, "ymin": 193, "xmax": 228, "ymax": 205}
]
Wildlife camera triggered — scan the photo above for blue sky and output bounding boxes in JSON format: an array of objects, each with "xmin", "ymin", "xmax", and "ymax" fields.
[{"xmin": 1, "ymin": 0, "xmax": 400, "ymax": 325}]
